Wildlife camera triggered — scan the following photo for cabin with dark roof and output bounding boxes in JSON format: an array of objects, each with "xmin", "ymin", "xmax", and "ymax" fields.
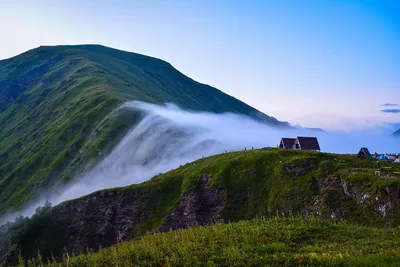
[
  {"xmin": 293, "ymin": 137, "xmax": 320, "ymax": 151},
  {"xmin": 279, "ymin": 138, "xmax": 296, "ymax": 149},
  {"xmin": 357, "ymin": 147, "xmax": 372, "ymax": 159}
]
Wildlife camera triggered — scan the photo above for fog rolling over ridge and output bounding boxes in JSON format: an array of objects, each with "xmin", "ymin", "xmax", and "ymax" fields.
[{"xmin": 2, "ymin": 101, "xmax": 399, "ymax": 223}]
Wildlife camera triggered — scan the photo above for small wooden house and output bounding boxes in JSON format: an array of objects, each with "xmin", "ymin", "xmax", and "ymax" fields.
[
  {"xmin": 279, "ymin": 138, "xmax": 296, "ymax": 149},
  {"xmin": 292, "ymin": 137, "xmax": 320, "ymax": 151},
  {"xmin": 357, "ymin": 147, "xmax": 372, "ymax": 159}
]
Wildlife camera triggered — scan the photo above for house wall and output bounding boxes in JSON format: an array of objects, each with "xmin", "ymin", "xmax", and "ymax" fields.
[
  {"xmin": 279, "ymin": 140, "xmax": 284, "ymax": 149},
  {"xmin": 293, "ymin": 139, "xmax": 301, "ymax": 150}
]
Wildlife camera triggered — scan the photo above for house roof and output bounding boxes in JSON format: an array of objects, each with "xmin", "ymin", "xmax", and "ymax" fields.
[
  {"xmin": 280, "ymin": 138, "xmax": 296, "ymax": 149},
  {"xmin": 296, "ymin": 137, "xmax": 320, "ymax": 150},
  {"xmin": 359, "ymin": 147, "xmax": 372, "ymax": 159},
  {"xmin": 377, "ymin": 155, "xmax": 388, "ymax": 160}
]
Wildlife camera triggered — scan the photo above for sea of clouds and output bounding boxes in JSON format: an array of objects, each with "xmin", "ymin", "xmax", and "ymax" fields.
[{"xmin": 1, "ymin": 101, "xmax": 399, "ymax": 225}]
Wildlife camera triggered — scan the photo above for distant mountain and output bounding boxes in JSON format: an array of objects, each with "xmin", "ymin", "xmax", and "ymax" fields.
[
  {"xmin": 394, "ymin": 129, "xmax": 400, "ymax": 137},
  {"xmin": 0, "ymin": 45, "xmax": 289, "ymax": 215},
  {"xmin": 293, "ymin": 125, "xmax": 326, "ymax": 133},
  {"xmin": 306, "ymin": 128, "xmax": 326, "ymax": 133}
]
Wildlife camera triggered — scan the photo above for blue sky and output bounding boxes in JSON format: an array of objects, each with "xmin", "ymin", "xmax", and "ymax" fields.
[{"xmin": 0, "ymin": 0, "xmax": 399, "ymax": 131}]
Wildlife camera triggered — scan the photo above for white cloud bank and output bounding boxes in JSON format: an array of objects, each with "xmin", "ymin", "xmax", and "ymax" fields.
[{"xmin": 1, "ymin": 101, "xmax": 399, "ymax": 224}]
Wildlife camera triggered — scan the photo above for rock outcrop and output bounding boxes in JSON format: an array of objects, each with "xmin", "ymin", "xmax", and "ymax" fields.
[{"xmin": 161, "ymin": 173, "xmax": 226, "ymax": 231}]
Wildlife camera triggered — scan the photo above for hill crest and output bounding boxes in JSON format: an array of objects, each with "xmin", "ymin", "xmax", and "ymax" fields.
[{"xmin": 0, "ymin": 44, "xmax": 288, "ymax": 216}]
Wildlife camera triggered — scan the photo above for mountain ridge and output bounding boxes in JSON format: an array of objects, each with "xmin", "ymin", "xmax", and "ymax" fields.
[
  {"xmin": 0, "ymin": 44, "xmax": 289, "ymax": 215},
  {"xmin": 0, "ymin": 44, "xmax": 286, "ymax": 121}
]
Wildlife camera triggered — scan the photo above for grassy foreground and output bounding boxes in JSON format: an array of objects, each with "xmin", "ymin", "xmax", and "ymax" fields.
[{"xmin": 15, "ymin": 217, "xmax": 400, "ymax": 267}]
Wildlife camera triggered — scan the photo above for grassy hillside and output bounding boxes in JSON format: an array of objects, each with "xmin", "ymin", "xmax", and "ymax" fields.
[
  {"xmin": 2, "ymin": 149, "xmax": 400, "ymax": 265},
  {"xmin": 0, "ymin": 45, "xmax": 287, "ymax": 215},
  {"xmin": 13, "ymin": 218, "xmax": 400, "ymax": 267}
]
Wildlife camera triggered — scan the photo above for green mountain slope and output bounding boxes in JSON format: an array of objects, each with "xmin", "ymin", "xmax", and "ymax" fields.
[
  {"xmin": 1, "ymin": 149, "xmax": 399, "ymax": 265},
  {"xmin": 0, "ymin": 45, "xmax": 288, "ymax": 215}
]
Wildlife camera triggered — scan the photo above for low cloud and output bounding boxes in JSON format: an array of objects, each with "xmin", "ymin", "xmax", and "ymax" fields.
[
  {"xmin": 382, "ymin": 103, "xmax": 399, "ymax": 107},
  {"xmin": 381, "ymin": 109, "xmax": 400, "ymax": 114},
  {"xmin": 1, "ymin": 101, "xmax": 399, "ymax": 224}
]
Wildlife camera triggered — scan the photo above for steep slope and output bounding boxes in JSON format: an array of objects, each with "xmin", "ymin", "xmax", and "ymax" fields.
[
  {"xmin": 1, "ymin": 149, "xmax": 399, "ymax": 265},
  {"xmin": 0, "ymin": 45, "xmax": 288, "ymax": 215}
]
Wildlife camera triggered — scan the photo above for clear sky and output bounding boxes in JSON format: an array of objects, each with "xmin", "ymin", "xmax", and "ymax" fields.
[{"xmin": 1, "ymin": 0, "xmax": 399, "ymax": 131}]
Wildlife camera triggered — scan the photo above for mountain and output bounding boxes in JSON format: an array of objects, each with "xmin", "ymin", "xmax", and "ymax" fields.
[
  {"xmin": 394, "ymin": 129, "xmax": 400, "ymax": 136},
  {"xmin": 1, "ymin": 149, "xmax": 399, "ymax": 265},
  {"xmin": 294, "ymin": 125, "xmax": 327, "ymax": 133},
  {"xmin": 0, "ymin": 45, "xmax": 289, "ymax": 215}
]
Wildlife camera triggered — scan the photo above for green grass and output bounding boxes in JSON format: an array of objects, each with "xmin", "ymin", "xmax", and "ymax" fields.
[
  {"xmin": 0, "ymin": 45, "xmax": 286, "ymax": 216},
  {"xmin": 16, "ymin": 217, "xmax": 400, "ymax": 267}
]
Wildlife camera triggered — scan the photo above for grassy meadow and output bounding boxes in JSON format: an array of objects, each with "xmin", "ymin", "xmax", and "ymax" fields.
[{"xmin": 15, "ymin": 217, "xmax": 400, "ymax": 267}]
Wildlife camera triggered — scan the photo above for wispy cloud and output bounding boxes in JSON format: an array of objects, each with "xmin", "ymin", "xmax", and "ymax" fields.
[
  {"xmin": 382, "ymin": 103, "xmax": 399, "ymax": 107},
  {"xmin": 381, "ymin": 109, "xmax": 400, "ymax": 114}
]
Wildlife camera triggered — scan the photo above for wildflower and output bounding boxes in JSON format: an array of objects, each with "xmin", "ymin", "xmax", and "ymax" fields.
[
  {"xmin": 174, "ymin": 231, "xmax": 178, "ymax": 240},
  {"xmin": 117, "ymin": 230, "xmax": 124, "ymax": 243}
]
